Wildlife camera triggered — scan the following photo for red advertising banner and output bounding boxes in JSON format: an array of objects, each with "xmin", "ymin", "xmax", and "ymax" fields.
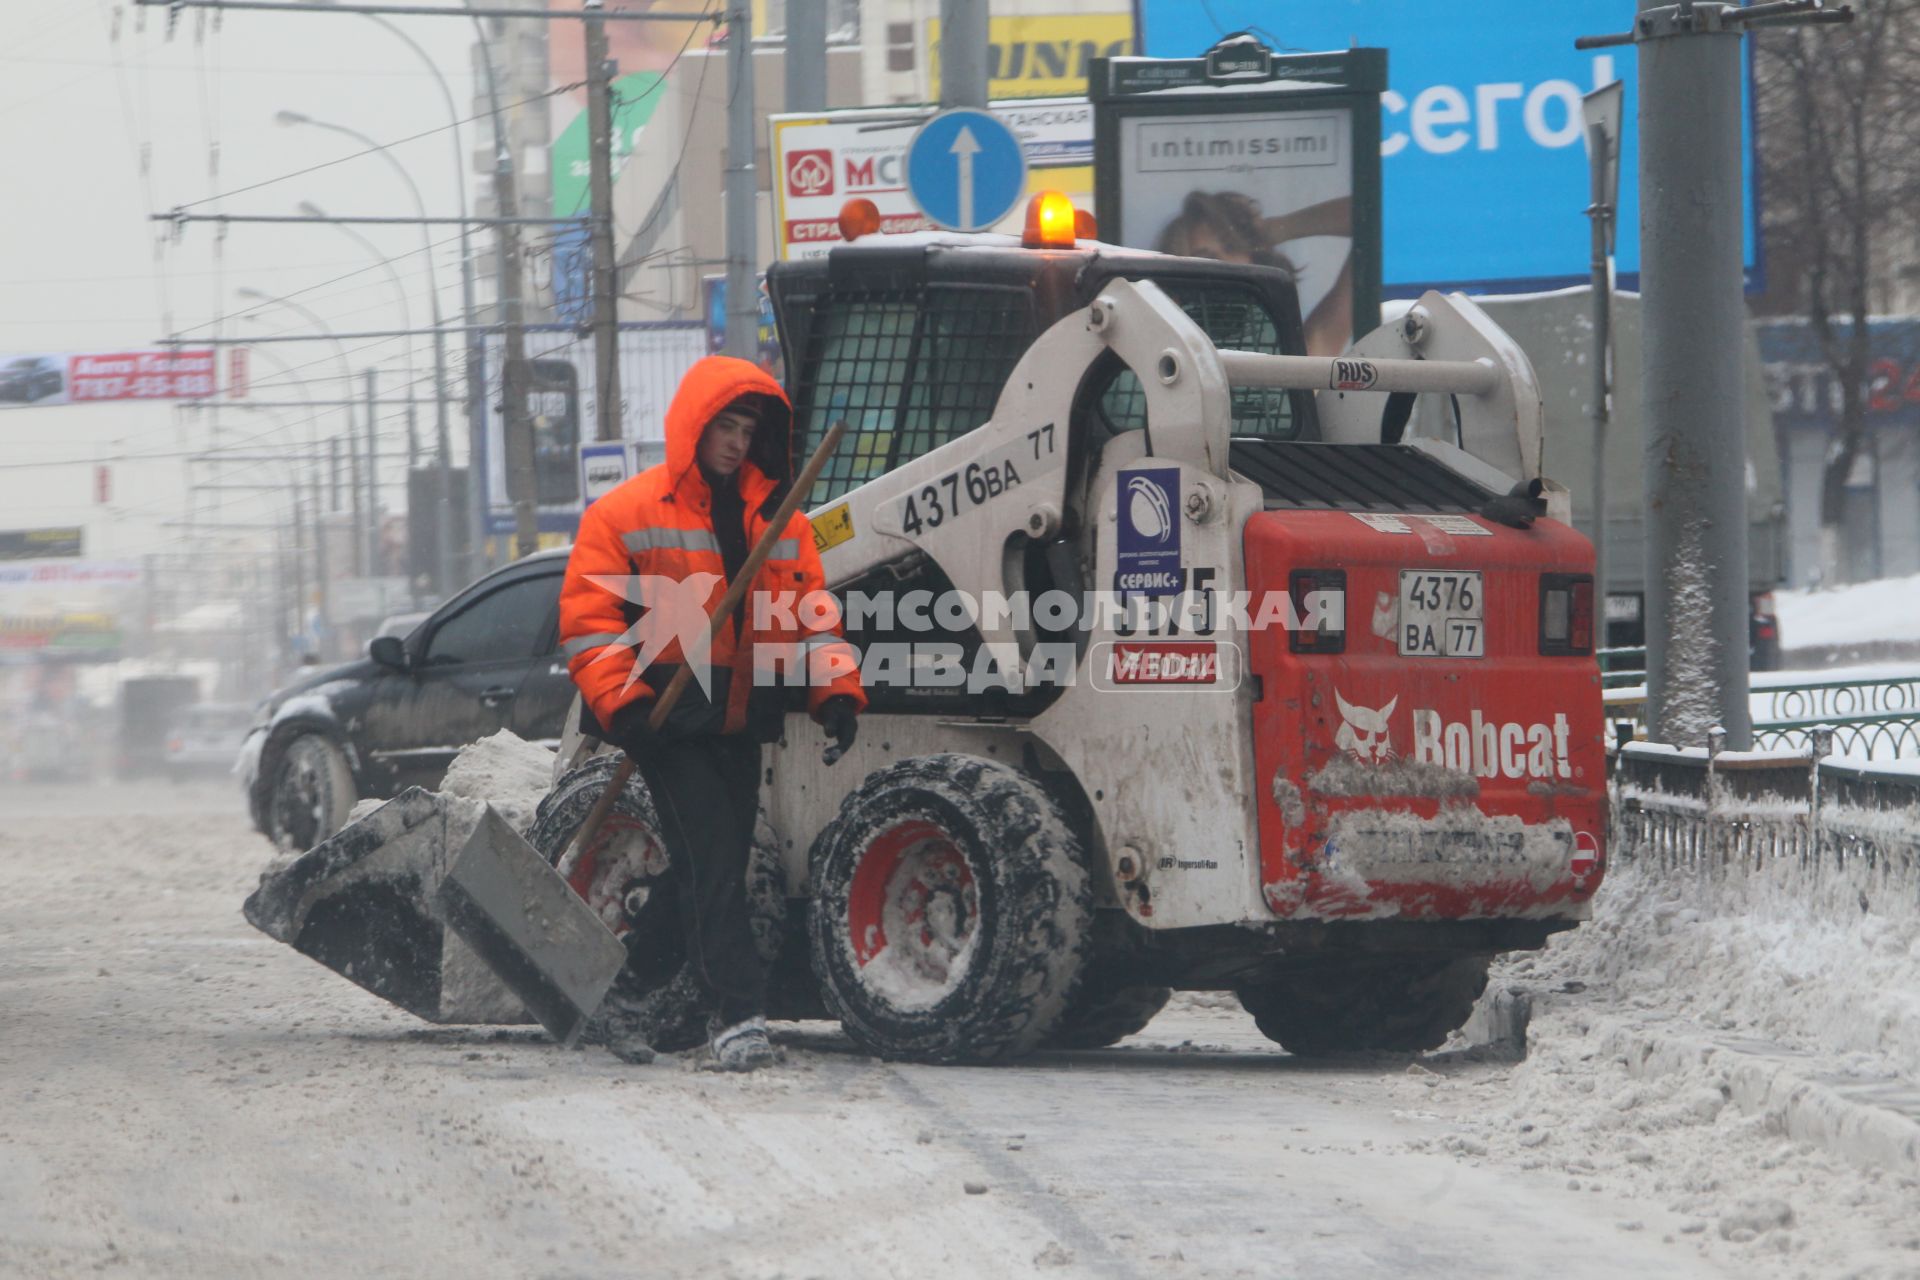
[{"xmin": 0, "ymin": 349, "xmax": 218, "ymax": 408}]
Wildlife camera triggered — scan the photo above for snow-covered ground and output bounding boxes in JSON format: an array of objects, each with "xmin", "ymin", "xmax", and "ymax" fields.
[
  {"xmin": 1776, "ymin": 573, "xmax": 1920, "ymax": 654},
  {"xmin": 3, "ymin": 778, "xmax": 1918, "ymax": 1278}
]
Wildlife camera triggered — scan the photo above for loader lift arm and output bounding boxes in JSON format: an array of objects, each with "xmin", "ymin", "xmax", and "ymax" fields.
[{"xmin": 810, "ymin": 278, "xmax": 1551, "ymax": 689}]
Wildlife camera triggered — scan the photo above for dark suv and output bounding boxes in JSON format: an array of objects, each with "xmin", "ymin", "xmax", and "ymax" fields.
[{"xmin": 240, "ymin": 549, "xmax": 576, "ymax": 849}]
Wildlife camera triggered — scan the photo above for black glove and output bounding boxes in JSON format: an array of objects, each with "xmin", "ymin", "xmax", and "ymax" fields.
[
  {"xmin": 819, "ymin": 696, "xmax": 858, "ymax": 766},
  {"xmin": 606, "ymin": 699, "xmax": 662, "ymax": 758}
]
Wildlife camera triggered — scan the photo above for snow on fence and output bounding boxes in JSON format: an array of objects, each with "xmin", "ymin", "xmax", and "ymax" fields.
[
  {"xmin": 1605, "ymin": 667, "xmax": 1920, "ymax": 761},
  {"xmin": 1611, "ymin": 733, "xmax": 1920, "ymax": 923}
]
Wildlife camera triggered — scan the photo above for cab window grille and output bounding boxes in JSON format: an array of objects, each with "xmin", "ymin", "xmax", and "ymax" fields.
[
  {"xmin": 1094, "ymin": 282, "xmax": 1300, "ymax": 441},
  {"xmin": 794, "ymin": 286, "xmax": 1035, "ymax": 505}
]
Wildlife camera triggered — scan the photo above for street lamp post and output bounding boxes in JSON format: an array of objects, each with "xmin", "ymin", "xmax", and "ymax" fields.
[
  {"xmin": 233, "ymin": 333, "xmax": 334, "ymax": 653},
  {"xmin": 277, "ymin": 108, "xmax": 455, "ymax": 594},
  {"xmin": 237, "ymin": 286, "xmax": 371, "ymax": 575},
  {"xmin": 297, "ymin": 198, "xmax": 418, "ymax": 473},
  {"xmin": 316, "ymin": 0, "xmax": 475, "ymax": 595}
]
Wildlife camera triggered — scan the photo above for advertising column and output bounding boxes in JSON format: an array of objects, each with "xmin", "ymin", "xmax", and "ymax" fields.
[{"xmin": 1090, "ymin": 41, "xmax": 1385, "ymax": 356}]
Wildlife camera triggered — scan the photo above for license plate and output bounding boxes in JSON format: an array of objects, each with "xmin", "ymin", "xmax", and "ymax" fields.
[{"xmin": 1398, "ymin": 570, "xmax": 1485, "ymax": 658}]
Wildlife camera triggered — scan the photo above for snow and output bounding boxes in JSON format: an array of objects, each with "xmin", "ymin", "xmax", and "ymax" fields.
[
  {"xmin": 4, "ymin": 780, "xmax": 1920, "ymax": 1275},
  {"xmin": 1776, "ymin": 572, "xmax": 1920, "ymax": 651},
  {"xmin": 1531, "ymin": 854, "xmax": 1920, "ymax": 1076},
  {"xmin": 1661, "ymin": 540, "xmax": 1724, "ymax": 745},
  {"xmin": 437, "ymin": 729, "xmax": 559, "ymax": 835}
]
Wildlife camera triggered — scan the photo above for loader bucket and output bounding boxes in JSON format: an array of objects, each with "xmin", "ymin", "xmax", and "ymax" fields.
[{"xmin": 242, "ymin": 788, "xmax": 532, "ymax": 1026}]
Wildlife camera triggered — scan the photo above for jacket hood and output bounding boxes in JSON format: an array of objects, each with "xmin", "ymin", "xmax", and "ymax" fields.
[{"xmin": 662, "ymin": 355, "xmax": 793, "ymax": 494}]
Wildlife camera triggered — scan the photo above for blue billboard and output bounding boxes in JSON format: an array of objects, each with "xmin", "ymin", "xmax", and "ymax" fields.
[{"xmin": 1136, "ymin": 1, "xmax": 1762, "ymax": 294}]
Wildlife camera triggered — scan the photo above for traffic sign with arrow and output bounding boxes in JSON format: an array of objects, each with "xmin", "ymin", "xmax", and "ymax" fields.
[{"xmin": 905, "ymin": 108, "xmax": 1027, "ymax": 233}]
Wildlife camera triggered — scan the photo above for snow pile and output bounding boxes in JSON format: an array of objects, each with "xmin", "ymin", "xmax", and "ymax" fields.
[
  {"xmin": 1508, "ymin": 851, "xmax": 1920, "ymax": 1086},
  {"xmin": 438, "ymin": 729, "xmax": 558, "ymax": 833},
  {"xmin": 1420, "ymin": 990, "xmax": 1920, "ymax": 1272},
  {"xmin": 1776, "ymin": 571, "xmax": 1920, "ymax": 651},
  {"xmin": 1413, "ymin": 850, "xmax": 1920, "ymax": 1273}
]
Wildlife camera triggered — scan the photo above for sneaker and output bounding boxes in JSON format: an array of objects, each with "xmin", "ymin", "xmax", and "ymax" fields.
[{"xmin": 707, "ymin": 1015, "xmax": 776, "ymax": 1072}]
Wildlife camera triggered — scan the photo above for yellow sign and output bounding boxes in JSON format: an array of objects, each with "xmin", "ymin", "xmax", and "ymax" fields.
[
  {"xmin": 811, "ymin": 503, "xmax": 856, "ymax": 554},
  {"xmin": 928, "ymin": 13, "xmax": 1135, "ymax": 100}
]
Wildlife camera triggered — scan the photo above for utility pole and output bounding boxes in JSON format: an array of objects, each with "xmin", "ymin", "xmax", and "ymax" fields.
[
  {"xmin": 347, "ymin": 428, "xmax": 365, "ymax": 577},
  {"xmin": 310, "ymin": 470, "xmax": 331, "ymax": 656},
  {"xmin": 585, "ymin": 1, "xmax": 623, "ymax": 442},
  {"xmin": 365, "ymin": 368, "xmax": 381, "ymax": 577},
  {"xmin": 939, "ymin": 0, "xmax": 989, "ymax": 109},
  {"xmin": 785, "ymin": 0, "xmax": 826, "ymax": 112},
  {"xmin": 723, "ymin": 3, "xmax": 758, "ymax": 360},
  {"xmin": 1586, "ymin": 127, "xmax": 1612, "ymax": 634},
  {"xmin": 489, "ymin": 78, "xmax": 537, "ymax": 559},
  {"xmin": 1578, "ymin": 0, "xmax": 1849, "ymax": 749},
  {"xmin": 1639, "ymin": 3, "xmax": 1749, "ymax": 746},
  {"xmin": 1582, "ymin": 81, "xmax": 1621, "ymax": 641}
]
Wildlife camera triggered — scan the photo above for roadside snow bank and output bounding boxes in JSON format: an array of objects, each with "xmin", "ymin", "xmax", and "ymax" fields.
[
  {"xmin": 1776, "ymin": 572, "xmax": 1920, "ymax": 651},
  {"xmin": 1507, "ymin": 856, "xmax": 1920, "ymax": 1083},
  {"xmin": 1433, "ymin": 854, "xmax": 1920, "ymax": 1271}
]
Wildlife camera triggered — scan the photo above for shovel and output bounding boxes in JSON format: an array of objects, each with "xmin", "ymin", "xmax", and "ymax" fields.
[
  {"xmin": 431, "ymin": 422, "xmax": 850, "ymax": 1045},
  {"xmin": 246, "ymin": 424, "xmax": 847, "ymax": 1048}
]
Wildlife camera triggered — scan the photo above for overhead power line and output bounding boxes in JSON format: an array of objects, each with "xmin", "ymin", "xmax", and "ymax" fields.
[{"xmin": 136, "ymin": 1, "xmax": 719, "ymax": 22}]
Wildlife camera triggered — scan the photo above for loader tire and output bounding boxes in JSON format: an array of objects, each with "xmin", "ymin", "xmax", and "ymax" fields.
[
  {"xmin": 1236, "ymin": 956, "xmax": 1491, "ymax": 1057},
  {"xmin": 527, "ymin": 754, "xmax": 789, "ymax": 1053},
  {"xmin": 1042, "ymin": 978, "xmax": 1171, "ymax": 1050},
  {"xmin": 808, "ymin": 754, "xmax": 1091, "ymax": 1064},
  {"xmin": 266, "ymin": 733, "xmax": 357, "ymax": 852}
]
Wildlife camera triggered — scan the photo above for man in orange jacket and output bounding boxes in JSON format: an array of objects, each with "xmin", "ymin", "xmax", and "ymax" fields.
[{"xmin": 559, "ymin": 355, "xmax": 865, "ymax": 1070}]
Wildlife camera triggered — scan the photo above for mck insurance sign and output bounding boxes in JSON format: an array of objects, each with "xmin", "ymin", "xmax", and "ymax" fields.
[{"xmin": 1138, "ymin": 1, "xmax": 1762, "ymax": 293}]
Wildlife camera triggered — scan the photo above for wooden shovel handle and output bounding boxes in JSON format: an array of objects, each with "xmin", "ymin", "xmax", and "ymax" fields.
[{"xmin": 566, "ymin": 423, "xmax": 848, "ymax": 860}]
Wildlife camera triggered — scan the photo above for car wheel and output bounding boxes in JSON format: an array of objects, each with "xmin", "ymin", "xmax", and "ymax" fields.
[
  {"xmin": 807, "ymin": 754, "xmax": 1092, "ymax": 1064},
  {"xmin": 266, "ymin": 734, "xmax": 357, "ymax": 853}
]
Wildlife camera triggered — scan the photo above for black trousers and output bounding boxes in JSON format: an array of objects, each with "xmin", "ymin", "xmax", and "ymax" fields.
[{"xmin": 629, "ymin": 733, "xmax": 767, "ymax": 1024}]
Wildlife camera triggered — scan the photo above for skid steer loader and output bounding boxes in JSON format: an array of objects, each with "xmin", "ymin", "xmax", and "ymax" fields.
[{"xmin": 526, "ymin": 206, "xmax": 1606, "ymax": 1063}]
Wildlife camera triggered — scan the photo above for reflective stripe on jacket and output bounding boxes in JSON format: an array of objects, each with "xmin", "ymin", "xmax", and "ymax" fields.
[{"xmin": 558, "ymin": 354, "xmax": 866, "ymax": 733}]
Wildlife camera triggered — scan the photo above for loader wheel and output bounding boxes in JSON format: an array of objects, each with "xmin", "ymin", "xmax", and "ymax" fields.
[
  {"xmin": 526, "ymin": 754, "xmax": 788, "ymax": 1053},
  {"xmin": 808, "ymin": 754, "xmax": 1091, "ymax": 1064},
  {"xmin": 266, "ymin": 733, "xmax": 357, "ymax": 852},
  {"xmin": 1236, "ymin": 956, "xmax": 1491, "ymax": 1057},
  {"xmin": 1042, "ymin": 978, "xmax": 1172, "ymax": 1050}
]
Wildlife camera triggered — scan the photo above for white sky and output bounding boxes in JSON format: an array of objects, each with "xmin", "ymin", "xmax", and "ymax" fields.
[{"xmin": 0, "ymin": 2, "xmax": 486, "ymax": 561}]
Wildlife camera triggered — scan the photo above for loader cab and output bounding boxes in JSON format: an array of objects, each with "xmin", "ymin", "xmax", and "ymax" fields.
[
  {"xmin": 766, "ymin": 236, "xmax": 1316, "ymax": 716},
  {"xmin": 768, "ymin": 239, "xmax": 1316, "ymax": 506}
]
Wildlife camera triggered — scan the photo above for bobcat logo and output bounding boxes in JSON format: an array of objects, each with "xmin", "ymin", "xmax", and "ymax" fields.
[{"xmin": 1334, "ymin": 690, "xmax": 1398, "ymax": 762}]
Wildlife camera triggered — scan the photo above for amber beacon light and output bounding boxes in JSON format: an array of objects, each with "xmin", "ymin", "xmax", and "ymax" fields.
[
  {"xmin": 838, "ymin": 198, "xmax": 882, "ymax": 242},
  {"xmin": 1022, "ymin": 191, "xmax": 1079, "ymax": 249}
]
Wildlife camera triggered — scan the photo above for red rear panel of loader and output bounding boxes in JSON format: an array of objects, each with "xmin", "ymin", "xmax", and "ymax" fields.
[{"xmin": 1243, "ymin": 506, "xmax": 1606, "ymax": 922}]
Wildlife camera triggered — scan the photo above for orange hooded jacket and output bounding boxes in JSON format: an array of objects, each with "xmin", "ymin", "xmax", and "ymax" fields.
[{"xmin": 558, "ymin": 355, "xmax": 866, "ymax": 735}]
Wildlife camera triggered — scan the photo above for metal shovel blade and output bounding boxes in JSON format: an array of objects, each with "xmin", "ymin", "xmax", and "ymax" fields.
[{"xmin": 432, "ymin": 805, "xmax": 628, "ymax": 1047}]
